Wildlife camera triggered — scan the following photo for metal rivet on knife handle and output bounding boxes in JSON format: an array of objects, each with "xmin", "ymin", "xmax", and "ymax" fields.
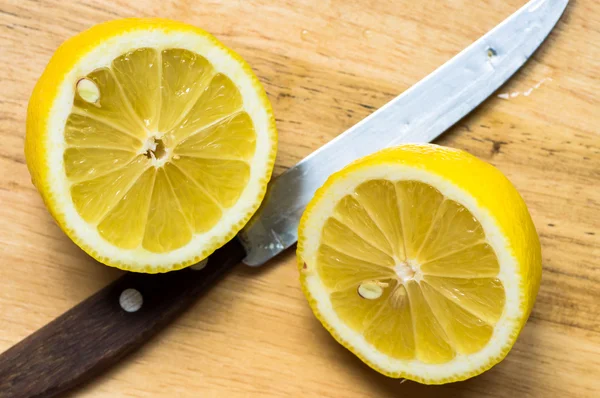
[{"xmin": 119, "ymin": 289, "xmax": 143, "ymax": 313}]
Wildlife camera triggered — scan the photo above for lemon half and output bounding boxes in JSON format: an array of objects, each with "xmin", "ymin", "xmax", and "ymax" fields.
[
  {"xmin": 298, "ymin": 144, "xmax": 540, "ymax": 383},
  {"xmin": 25, "ymin": 19, "xmax": 277, "ymax": 272}
]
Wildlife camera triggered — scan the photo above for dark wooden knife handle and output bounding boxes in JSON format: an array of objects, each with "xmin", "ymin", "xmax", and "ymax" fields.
[{"xmin": 0, "ymin": 238, "xmax": 246, "ymax": 398}]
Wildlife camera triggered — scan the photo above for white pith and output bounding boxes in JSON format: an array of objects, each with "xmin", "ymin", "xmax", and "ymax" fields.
[
  {"xmin": 45, "ymin": 30, "xmax": 274, "ymax": 268},
  {"xmin": 140, "ymin": 135, "xmax": 171, "ymax": 168},
  {"xmin": 394, "ymin": 259, "xmax": 419, "ymax": 283},
  {"xmin": 301, "ymin": 164, "xmax": 522, "ymax": 380}
]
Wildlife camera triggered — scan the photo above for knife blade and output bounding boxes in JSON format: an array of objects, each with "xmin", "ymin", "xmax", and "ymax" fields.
[
  {"xmin": 0, "ymin": 1, "xmax": 567, "ymax": 397},
  {"xmin": 241, "ymin": 0, "xmax": 569, "ymax": 266}
]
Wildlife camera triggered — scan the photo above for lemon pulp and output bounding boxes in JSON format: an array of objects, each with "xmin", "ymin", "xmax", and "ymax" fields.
[
  {"xmin": 64, "ymin": 48, "xmax": 256, "ymax": 253},
  {"xmin": 317, "ymin": 179, "xmax": 506, "ymax": 364}
]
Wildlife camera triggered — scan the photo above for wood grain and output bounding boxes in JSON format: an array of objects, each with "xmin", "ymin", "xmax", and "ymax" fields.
[
  {"xmin": 1, "ymin": 0, "xmax": 599, "ymax": 397},
  {"xmin": 0, "ymin": 239, "xmax": 245, "ymax": 398}
]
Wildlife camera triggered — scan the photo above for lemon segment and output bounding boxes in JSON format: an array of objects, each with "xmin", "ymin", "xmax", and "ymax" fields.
[
  {"xmin": 174, "ymin": 112, "xmax": 256, "ymax": 161},
  {"xmin": 98, "ymin": 167, "xmax": 156, "ymax": 248},
  {"xmin": 420, "ymin": 282, "xmax": 493, "ymax": 355},
  {"xmin": 420, "ymin": 243, "xmax": 500, "ymax": 277},
  {"xmin": 354, "ymin": 180, "xmax": 405, "ymax": 259},
  {"xmin": 417, "ymin": 199, "xmax": 485, "ymax": 263},
  {"xmin": 321, "ymin": 218, "xmax": 395, "ymax": 267},
  {"xmin": 395, "ymin": 180, "xmax": 444, "ymax": 259},
  {"xmin": 171, "ymin": 157, "xmax": 250, "ymax": 208},
  {"xmin": 73, "ymin": 68, "xmax": 147, "ymax": 136},
  {"xmin": 65, "ymin": 113, "xmax": 143, "ymax": 150},
  {"xmin": 333, "ymin": 195, "xmax": 393, "ymax": 255},
  {"xmin": 423, "ymin": 276, "xmax": 505, "ymax": 324},
  {"xmin": 298, "ymin": 144, "xmax": 541, "ymax": 383},
  {"xmin": 363, "ymin": 284, "xmax": 415, "ymax": 360},
  {"xmin": 405, "ymin": 280, "xmax": 455, "ymax": 364},
  {"xmin": 159, "ymin": 49, "xmax": 214, "ymax": 133},
  {"xmin": 112, "ymin": 48, "xmax": 161, "ymax": 130},
  {"xmin": 70, "ymin": 155, "xmax": 149, "ymax": 223},
  {"xmin": 167, "ymin": 74, "xmax": 243, "ymax": 144},
  {"xmin": 141, "ymin": 167, "xmax": 193, "ymax": 252},
  {"xmin": 63, "ymin": 147, "xmax": 137, "ymax": 182},
  {"xmin": 163, "ymin": 163, "xmax": 222, "ymax": 234},
  {"xmin": 316, "ymin": 244, "xmax": 395, "ymax": 292}
]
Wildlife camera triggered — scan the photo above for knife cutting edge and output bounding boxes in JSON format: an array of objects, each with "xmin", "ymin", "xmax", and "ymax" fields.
[{"xmin": 0, "ymin": 0, "xmax": 567, "ymax": 397}]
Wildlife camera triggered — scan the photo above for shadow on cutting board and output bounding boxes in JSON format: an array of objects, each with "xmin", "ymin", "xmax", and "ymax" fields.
[{"xmin": 48, "ymin": 229, "xmax": 123, "ymax": 301}]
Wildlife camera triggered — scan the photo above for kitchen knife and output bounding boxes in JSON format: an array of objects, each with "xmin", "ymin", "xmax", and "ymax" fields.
[{"xmin": 0, "ymin": 0, "xmax": 567, "ymax": 397}]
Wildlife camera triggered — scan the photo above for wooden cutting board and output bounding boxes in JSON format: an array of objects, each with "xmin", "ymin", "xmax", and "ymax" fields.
[{"xmin": 1, "ymin": 1, "xmax": 598, "ymax": 397}]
